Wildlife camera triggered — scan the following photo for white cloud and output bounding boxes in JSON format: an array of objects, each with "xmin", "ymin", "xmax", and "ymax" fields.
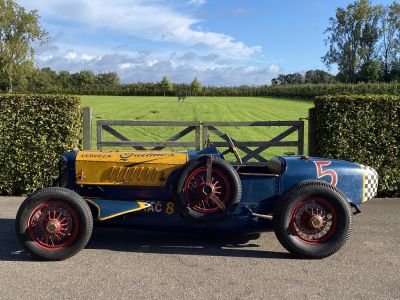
[
  {"xmin": 268, "ymin": 64, "xmax": 280, "ymax": 73},
  {"xmin": 65, "ymin": 51, "xmax": 78, "ymax": 60},
  {"xmin": 18, "ymin": 0, "xmax": 260, "ymax": 58},
  {"xmin": 118, "ymin": 63, "xmax": 131, "ymax": 69},
  {"xmin": 36, "ymin": 49, "xmax": 278, "ymax": 85}
]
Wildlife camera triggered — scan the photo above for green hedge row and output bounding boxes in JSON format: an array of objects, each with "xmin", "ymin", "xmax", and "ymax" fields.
[
  {"xmin": 0, "ymin": 95, "xmax": 81, "ymax": 195},
  {"xmin": 19, "ymin": 82, "xmax": 400, "ymax": 98},
  {"xmin": 266, "ymin": 82, "xmax": 400, "ymax": 99},
  {"xmin": 314, "ymin": 95, "xmax": 400, "ymax": 197}
]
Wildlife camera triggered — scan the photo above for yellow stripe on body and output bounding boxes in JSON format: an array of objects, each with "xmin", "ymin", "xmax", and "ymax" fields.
[
  {"xmin": 358, "ymin": 164, "xmax": 367, "ymax": 202},
  {"xmin": 85, "ymin": 199, "xmax": 151, "ymax": 221}
]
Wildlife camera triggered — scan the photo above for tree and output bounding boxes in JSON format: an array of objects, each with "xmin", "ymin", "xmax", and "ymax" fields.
[
  {"xmin": 322, "ymin": 0, "xmax": 382, "ymax": 83},
  {"xmin": 305, "ymin": 70, "xmax": 336, "ymax": 84},
  {"xmin": 190, "ymin": 77, "xmax": 202, "ymax": 96},
  {"xmin": 358, "ymin": 60, "xmax": 382, "ymax": 82},
  {"xmin": 271, "ymin": 73, "xmax": 304, "ymax": 85},
  {"xmin": 159, "ymin": 75, "xmax": 173, "ymax": 96},
  {"xmin": 379, "ymin": 2, "xmax": 400, "ymax": 82},
  {"xmin": 390, "ymin": 61, "xmax": 400, "ymax": 81},
  {"xmin": 28, "ymin": 67, "xmax": 57, "ymax": 92},
  {"xmin": 0, "ymin": 0, "xmax": 47, "ymax": 92},
  {"xmin": 96, "ymin": 72, "xmax": 120, "ymax": 88}
]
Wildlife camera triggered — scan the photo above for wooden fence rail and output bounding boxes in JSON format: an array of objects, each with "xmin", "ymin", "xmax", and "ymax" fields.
[
  {"xmin": 96, "ymin": 119, "xmax": 201, "ymax": 151},
  {"xmin": 202, "ymin": 121, "xmax": 304, "ymax": 163},
  {"xmin": 82, "ymin": 107, "xmax": 305, "ymax": 163}
]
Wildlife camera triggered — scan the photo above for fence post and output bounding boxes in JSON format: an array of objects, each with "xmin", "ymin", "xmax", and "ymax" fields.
[
  {"xmin": 298, "ymin": 121, "xmax": 304, "ymax": 155},
  {"xmin": 82, "ymin": 107, "xmax": 92, "ymax": 150},
  {"xmin": 96, "ymin": 122, "xmax": 103, "ymax": 150},
  {"xmin": 308, "ymin": 108, "xmax": 316, "ymax": 156},
  {"xmin": 195, "ymin": 126, "xmax": 201, "ymax": 150},
  {"xmin": 202, "ymin": 124, "xmax": 208, "ymax": 149}
]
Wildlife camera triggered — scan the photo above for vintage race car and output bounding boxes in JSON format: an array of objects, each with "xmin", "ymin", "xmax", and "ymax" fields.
[{"xmin": 15, "ymin": 135, "xmax": 378, "ymax": 260}]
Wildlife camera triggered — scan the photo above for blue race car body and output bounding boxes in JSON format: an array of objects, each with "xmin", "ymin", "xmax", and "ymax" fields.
[
  {"xmin": 16, "ymin": 141, "xmax": 378, "ymax": 260},
  {"xmin": 59, "ymin": 145, "xmax": 377, "ymax": 233}
]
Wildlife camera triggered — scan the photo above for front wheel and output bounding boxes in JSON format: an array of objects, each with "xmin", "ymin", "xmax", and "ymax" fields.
[
  {"xmin": 15, "ymin": 187, "xmax": 93, "ymax": 260},
  {"xmin": 273, "ymin": 180, "xmax": 352, "ymax": 259}
]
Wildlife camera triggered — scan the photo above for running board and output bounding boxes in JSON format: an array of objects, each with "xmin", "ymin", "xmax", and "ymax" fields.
[{"xmin": 85, "ymin": 198, "xmax": 151, "ymax": 221}]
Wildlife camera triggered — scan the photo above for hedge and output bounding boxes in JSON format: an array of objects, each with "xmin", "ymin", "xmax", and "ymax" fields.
[
  {"xmin": 19, "ymin": 82, "xmax": 400, "ymax": 98},
  {"xmin": 266, "ymin": 82, "xmax": 400, "ymax": 99},
  {"xmin": 314, "ymin": 94, "xmax": 400, "ymax": 197},
  {"xmin": 0, "ymin": 94, "xmax": 81, "ymax": 195}
]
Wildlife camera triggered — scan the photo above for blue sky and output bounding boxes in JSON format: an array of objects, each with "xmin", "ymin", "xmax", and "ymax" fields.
[{"xmin": 17, "ymin": 0, "xmax": 392, "ymax": 85}]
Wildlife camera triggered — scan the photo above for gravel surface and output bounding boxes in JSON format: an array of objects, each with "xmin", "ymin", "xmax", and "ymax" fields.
[{"xmin": 1, "ymin": 197, "xmax": 399, "ymax": 299}]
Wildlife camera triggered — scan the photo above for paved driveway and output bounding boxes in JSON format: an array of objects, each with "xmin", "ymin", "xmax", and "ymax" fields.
[{"xmin": 0, "ymin": 197, "xmax": 399, "ymax": 299}]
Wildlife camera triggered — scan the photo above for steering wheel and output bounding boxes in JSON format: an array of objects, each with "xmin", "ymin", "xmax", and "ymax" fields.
[{"xmin": 225, "ymin": 133, "xmax": 243, "ymax": 164}]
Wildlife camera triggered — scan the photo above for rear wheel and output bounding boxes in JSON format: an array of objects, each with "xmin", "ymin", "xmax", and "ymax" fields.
[
  {"xmin": 15, "ymin": 187, "xmax": 93, "ymax": 260},
  {"xmin": 273, "ymin": 180, "xmax": 352, "ymax": 259}
]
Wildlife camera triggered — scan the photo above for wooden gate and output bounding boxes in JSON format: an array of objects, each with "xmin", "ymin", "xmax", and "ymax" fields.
[
  {"xmin": 203, "ymin": 121, "xmax": 304, "ymax": 163},
  {"xmin": 96, "ymin": 120, "xmax": 201, "ymax": 151},
  {"xmin": 82, "ymin": 108, "xmax": 304, "ymax": 163}
]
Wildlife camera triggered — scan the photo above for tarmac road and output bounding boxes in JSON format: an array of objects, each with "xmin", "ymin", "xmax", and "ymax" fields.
[{"xmin": 0, "ymin": 197, "xmax": 399, "ymax": 299}]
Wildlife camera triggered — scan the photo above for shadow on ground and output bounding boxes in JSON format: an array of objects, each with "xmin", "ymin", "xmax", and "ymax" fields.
[
  {"xmin": 0, "ymin": 218, "xmax": 291, "ymax": 261},
  {"xmin": 0, "ymin": 219, "xmax": 31, "ymax": 261},
  {"xmin": 87, "ymin": 227, "xmax": 291, "ymax": 259}
]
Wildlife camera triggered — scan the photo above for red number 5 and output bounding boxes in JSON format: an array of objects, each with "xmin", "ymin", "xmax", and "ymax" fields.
[{"xmin": 314, "ymin": 161, "xmax": 338, "ymax": 186}]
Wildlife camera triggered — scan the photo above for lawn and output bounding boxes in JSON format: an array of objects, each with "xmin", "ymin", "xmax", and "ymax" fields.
[{"xmin": 81, "ymin": 96, "xmax": 313, "ymax": 160}]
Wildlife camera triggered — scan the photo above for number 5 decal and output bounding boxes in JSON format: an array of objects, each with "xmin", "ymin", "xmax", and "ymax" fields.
[{"xmin": 314, "ymin": 161, "xmax": 338, "ymax": 186}]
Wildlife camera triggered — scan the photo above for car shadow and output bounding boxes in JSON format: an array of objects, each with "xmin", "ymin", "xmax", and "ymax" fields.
[
  {"xmin": 0, "ymin": 219, "xmax": 32, "ymax": 261},
  {"xmin": 87, "ymin": 227, "xmax": 292, "ymax": 259},
  {"xmin": 0, "ymin": 218, "xmax": 292, "ymax": 261}
]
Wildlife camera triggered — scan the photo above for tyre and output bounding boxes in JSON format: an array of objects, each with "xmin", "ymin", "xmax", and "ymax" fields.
[
  {"xmin": 176, "ymin": 156, "xmax": 241, "ymax": 223},
  {"xmin": 15, "ymin": 187, "xmax": 93, "ymax": 260},
  {"xmin": 273, "ymin": 180, "xmax": 352, "ymax": 259}
]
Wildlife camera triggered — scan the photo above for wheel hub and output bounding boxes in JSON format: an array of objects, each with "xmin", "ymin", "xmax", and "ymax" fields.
[
  {"xmin": 202, "ymin": 184, "xmax": 214, "ymax": 196},
  {"xmin": 290, "ymin": 198, "xmax": 337, "ymax": 244},
  {"xmin": 45, "ymin": 220, "xmax": 61, "ymax": 234},
  {"xmin": 309, "ymin": 215, "xmax": 324, "ymax": 229}
]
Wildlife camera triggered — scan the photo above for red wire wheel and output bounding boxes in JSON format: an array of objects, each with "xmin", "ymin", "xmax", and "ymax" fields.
[
  {"xmin": 16, "ymin": 187, "xmax": 93, "ymax": 260},
  {"xmin": 290, "ymin": 197, "xmax": 338, "ymax": 244},
  {"xmin": 273, "ymin": 180, "xmax": 352, "ymax": 259},
  {"xmin": 27, "ymin": 200, "xmax": 80, "ymax": 250},
  {"xmin": 176, "ymin": 156, "xmax": 241, "ymax": 223},
  {"xmin": 184, "ymin": 167, "xmax": 232, "ymax": 213}
]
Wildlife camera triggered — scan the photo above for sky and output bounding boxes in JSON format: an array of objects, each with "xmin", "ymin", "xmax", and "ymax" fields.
[{"xmin": 17, "ymin": 0, "xmax": 393, "ymax": 86}]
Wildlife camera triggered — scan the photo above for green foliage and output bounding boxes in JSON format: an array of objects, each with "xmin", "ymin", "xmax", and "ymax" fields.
[
  {"xmin": 272, "ymin": 73, "xmax": 304, "ymax": 85},
  {"xmin": 25, "ymin": 69, "xmax": 121, "ymax": 95},
  {"xmin": 0, "ymin": 94, "xmax": 81, "ymax": 195},
  {"xmin": 265, "ymin": 82, "xmax": 400, "ymax": 99},
  {"xmin": 0, "ymin": 0, "xmax": 48, "ymax": 92},
  {"xmin": 159, "ymin": 75, "xmax": 173, "ymax": 96},
  {"xmin": 305, "ymin": 70, "xmax": 336, "ymax": 84},
  {"xmin": 323, "ymin": 0, "xmax": 382, "ymax": 83},
  {"xmin": 380, "ymin": 2, "xmax": 400, "ymax": 81},
  {"xmin": 324, "ymin": 1, "xmax": 400, "ymax": 83},
  {"xmin": 190, "ymin": 77, "xmax": 202, "ymax": 96},
  {"xmin": 358, "ymin": 60, "xmax": 382, "ymax": 82},
  {"xmin": 314, "ymin": 94, "xmax": 400, "ymax": 197}
]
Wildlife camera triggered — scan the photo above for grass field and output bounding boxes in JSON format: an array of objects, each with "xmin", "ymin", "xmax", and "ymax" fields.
[{"xmin": 81, "ymin": 96, "xmax": 313, "ymax": 160}]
